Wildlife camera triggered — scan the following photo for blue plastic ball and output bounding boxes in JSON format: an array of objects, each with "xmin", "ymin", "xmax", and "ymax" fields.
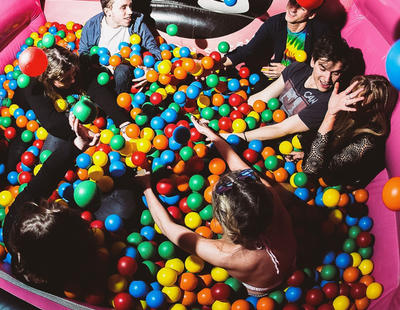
[
  {"xmin": 0, "ymin": 164, "xmax": 4, "ymax": 175},
  {"xmin": 146, "ymin": 290, "xmax": 165, "ymax": 308},
  {"xmin": 169, "ymin": 137, "xmax": 183, "ymax": 151},
  {"xmin": 161, "ymin": 108, "xmax": 178, "ymax": 123},
  {"xmin": 294, "ymin": 187, "xmax": 310, "ymax": 201},
  {"xmin": 227, "ymin": 134, "xmax": 241, "ymax": 146},
  {"xmin": 97, "ymin": 47, "xmax": 109, "ymax": 56},
  {"xmin": 159, "ymin": 194, "xmax": 180, "ymax": 205},
  {"xmin": 25, "ymin": 109, "xmax": 36, "ymax": 120},
  {"xmin": 58, "ymin": 182, "xmax": 72, "ymax": 199},
  {"xmin": 150, "ymin": 116, "xmax": 166, "ymax": 130},
  {"xmin": 140, "ymin": 225, "xmax": 156, "ymax": 240},
  {"xmin": 131, "ymin": 44, "xmax": 142, "ymax": 54},
  {"xmin": 99, "ymin": 55, "xmax": 110, "ymax": 66},
  {"xmin": 227, "ymin": 78, "xmax": 240, "ymax": 92},
  {"xmin": 386, "ymin": 39, "xmax": 400, "ymax": 90},
  {"xmin": 108, "ymin": 151, "xmax": 121, "ymax": 162},
  {"xmin": 20, "ymin": 163, "xmax": 32, "ymax": 172},
  {"xmin": 186, "ymin": 85, "xmax": 201, "ymax": 99},
  {"xmin": 129, "ymin": 280, "xmax": 148, "ymax": 298},
  {"xmin": 246, "ymin": 296, "xmax": 258, "ymax": 309},
  {"xmin": 124, "ymin": 246, "xmax": 137, "ymax": 259},
  {"xmin": 179, "ymin": 47, "xmax": 191, "ymax": 57},
  {"xmin": 358, "ymin": 216, "xmax": 373, "ymax": 231},
  {"xmin": 159, "ymin": 43, "xmax": 171, "ymax": 51},
  {"xmin": 248, "ymin": 140, "xmax": 263, "ymax": 152},
  {"xmin": 172, "ymin": 126, "xmax": 190, "ymax": 144},
  {"xmin": 345, "ymin": 215, "xmax": 358, "ymax": 226},
  {"xmin": 335, "ymin": 253, "xmax": 352, "ymax": 269},
  {"xmin": 323, "ymin": 251, "xmax": 335, "ymax": 264},
  {"xmin": 76, "ymin": 153, "xmax": 92, "ymax": 169},
  {"xmin": 315, "ymin": 193, "xmax": 324, "ymax": 207},
  {"xmin": 133, "ymin": 92, "xmax": 146, "ymax": 106},
  {"xmin": 118, "ymin": 41, "xmax": 130, "ymax": 50},
  {"xmin": 105, "ymin": 214, "xmax": 123, "ymax": 232},
  {"xmin": 134, "ymin": 67, "xmax": 145, "ymax": 78},
  {"xmin": 160, "ymin": 150, "xmax": 175, "ymax": 165},
  {"xmin": 284, "ymin": 161, "xmax": 296, "ymax": 175},
  {"xmin": 224, "ymin": 0, "xmax": 237, "ymax": 6},
  {"xmin": 109, "ymin": 160, "xmax": 126, "ymax": 177},
  {"xmin": 13, "ymin": 108, "xmax": 24, "ymax": 118},
  {"xmin": 8, "ymin": 80, "xmax": 17, "ymax": 91},
  {"xmin": 285, "ymin": 286, "xmax": 302, "ymax": 302},
  {"xmin": 249, "ymin": 73, "xmax": 260, "ymax": 85},
  {"xmin": 49, "ymin": 26, "xmax": 58, "ymax": 34},
  {"xmin": 143, "ymin": 55, "xmax": 156, "ymax": 67},
  {"xmin": 173, "ymin": 91, "xmax": 186, "ymax": 105}
]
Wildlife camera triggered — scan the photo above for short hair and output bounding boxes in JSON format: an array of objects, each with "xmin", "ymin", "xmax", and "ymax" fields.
[
  {"xmin": 312, "ymin": 34, "xmax": 351, "ymax": 72},
  {"xmin": 100, "ymin": 0, "xmax": 114, "ymax": 11},
  {"xmin": 8, "ymin": 200, "xmax": 96, "ymax": 290},
  {"xmin": 212, "ymin": 170, "xmax": 275, "ymax": 249}
]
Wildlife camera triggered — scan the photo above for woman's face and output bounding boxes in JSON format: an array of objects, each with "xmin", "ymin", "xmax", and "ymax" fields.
[{"xmin": 53, "ymin": 67, "xmax": 78, "ymax": 89}]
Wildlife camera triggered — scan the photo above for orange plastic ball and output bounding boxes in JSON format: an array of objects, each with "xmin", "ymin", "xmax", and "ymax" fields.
[
  {"xmin": 204, "ymin": 186, "xmax": 213, "ymax": 204},
  {"xmin": 182, "ymin": 290, "xmax": 197, "ymax": 306},
  {"xmin": 130, "ymin": 108, "xmax": 142, "ymax": 120},
  {"xmin": 176, "ymin": 175, "xmax": 190, "ymax": 192},
  {"xmin": 153, "ymin": 134, "xmax": 169, "ymax": 150},
  {"xmin": 261, "ymin": 146, "xmax": 276, "ymax": 159},
  {"xmin": 193, "ymin": 143, "xmax": 208, "ymax": 158},
  {"xmin": 212, "ymin": 93, "xmax": 225, "ymax": 107},
  {"xmin": 146, "ymin": 69, "xmax": 159, "ymax": 83},
  {"xmin": 239, "ymin": 79, "xmax": 250, "ymax": 87},
  {"xmin": 16, "ymin": 115, "xmax": 28, "ymax": 128},
  {"xmin": 353, "ymin": 189, "xmax": 369, "ymax": 203},
  {"xmin": 161, "ymin": 49, "xmax": 172, "ymax": 60},
  {"xmin": 109, "ymin": 55, "xmax": 122, "ymax": 67},
  {"xmin": 272, "ymin": 109, "xmax": 286, "ymax": 123},
  {"xmin": 129, "ymin": 54, "xmax": 143, "ymax": 67},
  {"xmin": 1, "ymin": 108, "xmax": 10, "ymax": 117},
  {"xmin": 232, "ymin": 299, "xmax": 251, "ymax": 310},
  {"xmin": 197, "ymin": 288, "xmax": 214, "ymax": 306},
  {"xmin": 337, "ymin": 193, "xmax": 350, "ymax": 207},
  {"xmin": 253, "ymin": 100, "xmax": 266, "ymax": 113},
  {"xmin": 359, "ymin": 275, "xmax": 374, "ymax": 287},
  {"xmin": 65, "ymin": 32, "xmax": 76, "ymax": 42},
  {"xmin": 195, "ymin": 226, "xmax": 213, "ymax": 239},
  {"xmin": 296, "ymin": 159, "xmax": 303, "ymax": 172},
  {"xmin": 27, "ymin": 120, "xmax": 39, "ymax": 132},
  {"xmin": 38, "ymin": 25, "xmax": 48, "ymax": 34},
  {"xmin": 179, "ymin": 272, "xmax": 198, "ymax": 291},
  {"xmin": 125, "ymin": 124, "xmax": 140, "ymax": 139},
  {"xmin": 174, "ymin": 67, "xmax": 188, "ymax": 80},
  {"xmin": 355, "ymin": 297, "xmax": 369, "ymax": 310},
  {"xmin": 208, "ymin": 174, "xmax": 220, "ymax": 187},
  {"xmin": 210, "ymin": 218, "xmax": 223, "ymax": 234},
  {"xmin": 158, "ymin": 74, "xmax": 172, "ymax": 86},
  {"xmin": 208, "ymin": 158, "xmax": 226, "ymax": 175},
  {"xmin": 256, "ymin": 297, "xmax": 275, "ymax": 310},
  {"xmin": 382, "ymin": 177, "xmax": 400, "ymax": 210},
  {"xmin": 273, "ymin": 167, "xmax": 288, "ymax": 183},
  {"xmin": 77, "ymin": 168, "xmax": 88, "ymax": 180},
  {"xmin": 120, "ymin": 46, "xmax": 131, "ymax": 58},
  {"xmin": 182, "ymin": 58, "xmax": 196, "ymax": 72},
  {"xmin": 236, "ymin": 90, "xmax": 248, "ymax": 101},
  {"xmin": 343, "ymin": 266, "xmax": 360, "ymax": 283},
  {"xmin": 117, "ymin": 92, "xmax": 132, "ymax": 109},
  {"xmin": 198, "ymin": 273, "xmax": 213, "ymax": 287},
  {"xmin": 173, "ymin": 160, "xmax": 186, "ymax": 175},
  {"xmin": 201, "ymin": 56, "xmax": 214, "ymax": 70}
]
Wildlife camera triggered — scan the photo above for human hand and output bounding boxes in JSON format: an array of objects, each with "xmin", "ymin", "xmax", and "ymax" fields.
[
  {"xmin": 327, "ymin": 82, "xmax": 364, "ymax": 116},
  {"xmin": 135, "ymin": 168, "xmax": 151, "ymax": 189},
  {"xmin": 261, "ymin": 62, "xmax": 286, "ymax": 79},
  {"xmin": 69, "ymin": 113, "xmax": 100, "ymax": 151},
  {"xmin": 190, "ymin": 115, "xmax": 218, "ymax": 142},
  {"xmin": 284, "ymin": 151, "xmax": 304, "ymax": 162}
]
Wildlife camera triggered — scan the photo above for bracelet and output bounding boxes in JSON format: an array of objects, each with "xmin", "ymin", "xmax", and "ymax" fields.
[{"xmin": 243, "ymin": 132, "xmax": 248, "ymax": 142}]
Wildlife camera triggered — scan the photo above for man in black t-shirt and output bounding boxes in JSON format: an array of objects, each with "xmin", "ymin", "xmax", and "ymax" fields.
[{"xmin": 228, "ymin": 35, "xmax": 351, "ymax": 142}]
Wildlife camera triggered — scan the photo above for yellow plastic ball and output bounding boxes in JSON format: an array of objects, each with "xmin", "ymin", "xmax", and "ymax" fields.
[
  {"xmin": 66, "ymin": 21, "xmax": 74, "ymax": 30},
  {"xmin": 136, "ymin": 138, "xmax": 152, "ymax": 153},
  {"xmin": 359, "ymin": 259, "xmax": 373, "ymax": 275},
  {"xmin": 88, "ymin": 165, "xmax": 104, "ymax": 181},
  {"xmin": 197, "ymin": 94, "xmax": 211, "ymax": 108},
  {"xmin": 125, "ymin": 156, "xmax": 136, "ymax": 168},
  {"xmin": 322, "ymin": 188, "xmax": 341, "ymax": 208},
  {"xmin": 55, "ymin": 198, "xmax": 68, "ymax": 207},
  {"xmin": 141, "ymin": 127, "xmax": 155, "ymax": 140},
  {"xmin": 211, "ymin": 267, "xmax": 229, "ymax": 282},
  {"xmin": 295, "ymin": 50, "xmax": 307, "ymax": 63},
  {"xmin": 212, "ymin": 300, "xmax": 231, "ymax": 310},
  {"xmin": 33, "ymin": 164, "xmax": 42, "ymax": 176},
  {"xmin": 350, "ymin": 252, "xmax": 362, "ymax": 267},
  {"xmin": 108, "ymin": 274, "xmax": 128, "ymax": 293},
  {"xmin": 4, "ymin": 65, "xmax": 14, "ymax": 74},
  {"xmin": 9, "ymin": 104, "xmax": 19, "ymax": 116},
  {"xmin": 329, "ymin": 209, "xmax": 343, "ymax": 224},
  {"xmin": 36, "ymin": 127, "xmax": 48, "ymax": 140},
  {"xmin": 247, "ymin": 111, "xmax": 260, "ymax": 122},
  {"xmin": 165, "ymin": 258, "xmax": 185, "ymax": 274},
  {"xmin": 332, "ymin": 295, "xmax": 350, "ymax": 310},
  {"xmin": 30, "ymin": 32, "xmax": 39, "ymax": 39},
  {"xmin": 169, "ymin": 303, "xmax": 187, "ymax": 310},
  {"xmin": 156, "ymin": 87, "xmax": 168, "ymax": 100},
  {"xmin": 130, "ymin": 33, "xmax": 142, "ymax": 45},
  {"xmin": 119, "ymin": 141, "xmax": 134, "ymax": 156},
  {"xmin": 154, "ymin": 223, "xmax": 162, "ymax": 234},
  {"xmin": 75, "ymin": 29, "xmax": 82, "ymax": 39},
  {"xmin": 289, "ymin": 174, "xmax": 298, "ymax": 188},
  {"xmin": 34, "ymin": 38, "xmax": 41, "ymax": 46},
  {"xmin": 165, "ymin": 84, "xmax": 177, "ymax": 94},
  {"xmin": 185, "ymin": 255, "xmax": 205, "ymax": 273},
  {"xmin": 0, "ymin": 190, "xmax": 13, "ymax": 207},
  {"xmin": 54, "ymin": 99, "xmax": 68, "ymax": 112},
  {"xmin": 100, "ymin": 129, "xmax": 114, "ymax": 144},
  {"xmin": 92, "ymin": 151, "xmax": 108, "ymax": 167},
  {"xmin": 232, "ymin": 119, "xmax": 247, "ymax": 133},
  {"xmin": 184, "ymin": 212, "xmax": 202, "ymax": 229},
  {"xmin": 96, "ymin": 176, "xmax": 114, "ymax": 193},
  {"xmin": 366, "ymin": 282, "xmax": 383, "ymax": 299},
  {"xmin": 279, "ymin": 141, "xmax": 293, "ymax": 155},
  {"xmin": 162, "ymin": 285, "xmax": 182, "ymax": 303},
  {"xmin": 158, "ymin": 60, "xmax": 172, "ymax": 75},
  {"xmin": 157, "ymin": 267, "xmax": 178, "ymax": 287},
  {"xmin": 292, "ymin": 135, "xmax": 302, "ymax": 149},
  {"xmin": 173, "ymin": 47, "xmax": 181, "ymax": 58},
  {"xmin": 139, "ymin": 300, "xmax": 147, "ymax": 310},
  {"xmin": 191, "ymin": 63, "xmax": 203, "ymax": 77}
]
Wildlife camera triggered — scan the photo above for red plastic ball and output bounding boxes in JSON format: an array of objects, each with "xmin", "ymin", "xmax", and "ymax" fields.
[
  {"xmin": 322, "ymin": 282, "xmax": 339, "ymax": 299},
  {"xmin": 117, "ymin": 256, "xmax": 138, "ymax": 277},
  {"xmin": 90, "ymin": 220, "xmax": 105, "ymax": 230},
  {"xmin": 21, "ymin": 151, "xmax": 36, "ymax": 167},
  {"xmin": 150, "ymin": 92, "xmax": 163, "ymax": 105},
  {"xmin": 177, "ymin": 120, "xmax": 190, "ymax": 129},
  {"xmin": 81, "ymin": 211, "xmax": 93, "ymax": 222},
  {"xmin": 131, "ymin": 151, "xmax": 147, "ymax": 166},
  {"xmin": 93, "ymin": 117, "xmax": 106, "ymax": 129},
  {"xmin": 96, "ymin": 143, "xmax": 112, "ymax": 154},
  {"xmin": 356, "ymin": 232, "xmax": 372, "ymax": 248},
  {"xmin": 242, "ymin": 149, "xmax": 258, "ymax": 164},
  {"xmin": 113, "ymin": 292, "xmax": 134, "ymax": 310},
  {"xmin": 156, "ymin": 178, "xmax": 175, "ymax": 195},
  {"xmin": 4, "ymin": 127, "xmax": 16, "ymax": 139},
  {"xmin": 18, "ymin": 171, "xmax": 32, "ymax": 184},
  {"xmin": 64, "ymin": 170, "xmax": 76, "ymax": 182},
  {"xmin": 211, "ymin": 283, "xmax": 231, "ymax": 301},
  {"xmin": 16, "ymin": 162, "xmax": 23, "ymax": 173},
  {"xmin": 238, "ymin": 103, "xmax": 252, "ymax": 115},
  {"xmin": 33, "ymin": 139, "xmax": 44, "ymax": 149},
  {"xmin": 229, "ymin": 93, "xmax": 243, "ymax": 107},
  {"xmin": 179, "ymin": 197, "xmax": 191, "ymax": 214},
  {"xmin": 239, "ymin": 66, "xmax": 250, "ymax": 79},
  {"xmin": 167, "ymin": 206, "xmax": 182, "ymax": 220},
  {"xmin": 19, "ymin": 47, "xmax": 48, "ymax": 77},
  {"xmin": 190, "ymin": 128, "xmax": 202, "ymax": 142},
  {"xmin": 210, "ymin": 51, "xmax": 221, "ymax": 62},
  {"xmin": 350, "ymin": 282, "xmax": 367, "ymax": 299},
  {"xmin": 218, "ymin": 117, "xmax": 232, "ymax": 131},
  {"xmin": 339, "ymin": 282, "xmax": 350, "ymax": 296},
  {"xmin": 164, "ymin": 124, "xmax": 176, "ymax": 138},
  {"xmin": 230, "ymin": 110, "xmax": 243, "ymax": 121},
  {"xmin": 287, "ymin": 270, "xmax": 306, "ymax": 286},
  {"xmin": 72, "ymin": 23, "xmax": 83, "ymax": 32},
  {"xmin": 305, "ymin": 288, "xmax": 324, "ymax": 306}
]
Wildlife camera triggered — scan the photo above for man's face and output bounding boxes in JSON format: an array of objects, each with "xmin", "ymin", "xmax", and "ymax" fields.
[
  {"xmin": 106, "ymin": 0, "xmax": 133, "ymax": 27},
  {"xmin": 311, "ymin": 58, "xmax": 344, "ymax": 92},
  {"xmin": 285, "ymin": 0, "xmax": 314, "ymax": 24}
]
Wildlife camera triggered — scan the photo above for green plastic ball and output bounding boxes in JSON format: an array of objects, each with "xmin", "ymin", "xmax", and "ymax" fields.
[
  {"xmin": 90, "ymin": 46, "xmax": 99, "ymax": 55},
  {"xmin": 110, "ymin": 135, "xmax": 125, "ymax": 150},
  {"xmin": 127, "ymin": 232, "xmax": 143, "ymax": 245},
  {"xmin": 42, "ymin": 34, "xmax": 55, "ymax": 48},
  {"xmin": 17, "ymin": 74, "xmax": 30, "ymax": 88},
  {"xmin": 348, "ymin": 226, "xmax": 361, "ymax": 239},
  {"xmin": 294, "ymin": 172, "xmax": 308, "ymax": 187},
  {"xmin": 2, "ymin": 98, "xmax": 12, "ymax": 107},
  {"xmin": 206, "ymin": 74, "xmax": 219, "ymax": 88},
  {"xmin": 199, "ymin": 204, "xmax": 213, "ymax": 221},
  {"xmin": 265, "ymin": 155, "xmax": 279, "ymax": 170},
  {"xmin": 73, "ymin": 96, "xmax": 97, "ymax": 123},
  {"xmin": 138, "ymin": 241, "xmax": 155, "ymax": 259},
  {"xmin": 268, "ymin": 290, "xmax": 285, "ymax": 304},
  {"xmin": 343, "ymin": 238, "xmax": 357, "ymax": 253},
  {"xmin": 320, "ymin": 264, "xmax": 338, "ymax": 280},
  {"xmin": 189, "ymin": 174, "xmax": 205, "ymax": 192},
  {"xmin": 267, "ymin": 98, "xmax": 280, "ymax": 111},
  {"xmin": 73, "ymin": 180, "xmax": 98, "ymax": 208},
  {"xmin": 218, "ymin": 41, "xmax": 230, "ymax": 53},
  {"xmin": 142, "ymin": 260, "xmax": 158, "ymax": 276},
  {"xmin": 140, "ymin": 210, "xmax": 154, "ymax": 226},
  {"xmin": 359, "ymin": 247, "xmax": 373, "ymax": 259},
  {"xmin": 37, "ymin": 40, "xmax": 44, "ymax": 48},
  {"xmin": 18, "ymin": 183, "xmax": 28, "ymax": 193},
  {"xmin": 66, "ymin": 95, "xmax": 76, "ymax": 104},
  {"xmin": 224, "ymin": 277, "xmax": 242, "ymax": 293},
  {"xmin": 244, "ymin": 116, "xmax": 257, "ymax": 130},
  {"xmin": 109, "ymin": 125, "xmax": 120, "ymax": 135},
  {"xmin": 218, "ymin": 104, "xmax": 231, "ymax": 117},
  {"xmin": 12, "ymin": 70, "xmax": 22, "ymax": 80},
  {"xmin": 166, "ymin": 24, "xmax": 178, "ymax": 36},
  {"xmin": 25, "ymin": 37, "xmax": 34, "ymax": 46},
  {"xmin": 135, "ymin": 114, "xmax": 148, "ymax": 126},
  {"xmin": 179, "ymin": 146, "xmax": 194, "ymax": 161},
  {"xmin": 1, "ymin": 117, "xmax": 11, "ymax": 127},
  {"xmin": 0, "ymin": 208, "xmax": 6, "ymax": 222},
  {"xmin": 169, "ymin": 102, "xmax": 180, "ymax": 113},
  {"xmin": 209, "ymin": 119, "xmax": 220, "ymax": 131},
  {"xmin": 21, "ymin": 130, "xmax": 33, "ymax": 143},
  {"xmin": 187, "ymin": 192, "xmax": 203, "ymax": 211},
  {"xmin": 39, "ymin": 150, "xmax": 52, "ymax": 163},
  {"xmin": 201, "ymin": 107, "xmax": 215, "ymax": 120},
  {"xmin": 158, "ymin": 241, "xmax": 175, "ymax": 259},
  {"xmin": 97, "ymin": 72, "xmax": 110, "ymax": 85}
]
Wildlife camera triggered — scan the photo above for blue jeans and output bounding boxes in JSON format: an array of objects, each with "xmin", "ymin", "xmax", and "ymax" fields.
[{"xmin": 113, "ymin": 63, "xmax": 135, "ymax": 94}]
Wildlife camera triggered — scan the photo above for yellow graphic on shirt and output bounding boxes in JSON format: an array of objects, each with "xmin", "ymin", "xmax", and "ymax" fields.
[{"xmin": 282, "ymin": 29, "xmax": 306, "ymax": 67}]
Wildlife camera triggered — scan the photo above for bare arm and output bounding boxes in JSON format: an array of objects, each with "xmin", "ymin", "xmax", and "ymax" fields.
[{"xmin": 248, "ymin": 75, "xmax": 285, "ymax": 106}]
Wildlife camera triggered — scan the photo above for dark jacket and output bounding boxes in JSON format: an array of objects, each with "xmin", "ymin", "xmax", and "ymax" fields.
[
  {"xmin": 79, "ymin": 12, "xmax": 161, "ymax": 60},
  {"xmin": 226, "ymin": 13, "xmax": 332, "ymax": 70}
]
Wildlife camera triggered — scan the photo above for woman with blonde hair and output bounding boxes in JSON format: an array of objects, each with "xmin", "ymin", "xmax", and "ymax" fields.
[{"xmin": 289, "ymin": 75, "xmax": 398, "ymax": 187}]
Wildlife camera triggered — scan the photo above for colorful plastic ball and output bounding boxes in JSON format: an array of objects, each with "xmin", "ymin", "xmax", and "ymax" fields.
[
  {"xmin": 211, "ymin": 267, "xmax": 229, "ymax": 282},
  {"xmin": 332, "ymin": 295, "xmax": 350, "ymax": 310},
  {"xmin": 117, "ymin": 256, "xmax": 138, "ymax": 277},
  {"xmin": 265, "ymin": 155, "xmax": 279, "ymax": 170},
  {"xmin": 184, "ymin": 212, "xmax": 202, "ymax": 229},
  {"xmin": 293, "ymin": 172, "xmax": 307, "ymax": 187},
  {"xmin": 386, "ymin": 39, "xmax": 400, "ymax": 90},
  {"xmin": 359, "ymin": 259, "xmax": 373, "ymax": 275},
  {"xmin": 358, "ymin": 216, "xmax": 373, "ymax": 231},
  {"xmin": 186, "ymin": 192, "xmax": 203, "ymax": 211},
  {"xmin": 185, "ymin": 255, "xmax": 204, "ymax": 273},
  {"xmin": 113, "ymin": 292, "xmax": 134, "ymax": 310},
  {"xmin": 285, "ymin": 287, "xmax": 302, "ymax": 303},
  {"xmin": 320, "ymin": 264, "xmax": 337, "ymax": 280},
  {"xmin": 186, "ymin": 85, "xmax": 201, "ymax": 100},
  {"xmin": 335, "ymin": 253, "xmax": 352, "ymax": 269},
  {"xmin": 218, "ymin": 41, "xmax": 230, "ymax": 53},
  {"xmin": 137, "ymin": 241, "xmax": 155, "ymax": 259},
  {"xmin": 279, "ymin": 141, "xmax": 293, "ymax": 155},
  {"xmin": 158, "ymin": 241, "xmax": 175, "ymax": 260},
  {"xmin": 140, "ymin": 225, "xmax": 156, "ymax": 240},
  {"xmin": 97, "ymin": 72, "xmax": 110, "ymax": 85},
  {"xmin": 179, "ymin": 146, "xmax": 194, "ymax": 161},
  {"xmin": 249, "ymin": 73, "xmax": 260, "ymax": 85},
  {"xmin": 322, "ymin": 188, "xmax": 340, "ymax": 208},
  {"xmin": 366, "ymin": 282, "xmax": 383, "ymax": 299},
  {"xmin": 145, "ymin": 290, "xmax": 165, "ymax": 308},
  {"xmin": 109, "ymin": 161, "xmax": 126, "ymax": 177},
  {"xmin": 19, "ymin": 47, "xmax": 48, "ymax": 77},
  {"xmin": 73, "ymin": 180, "xmax": 98, "ymax": 208},
  {"xmin": 21, "ymin": 130, "xmax": 34, "ymax": 142},
  {"xmin": 105, "ymin": 214, "xmax": 122, "ymax": 232},
  {"xmin": 166, "ymin": 24, "xmax": 178, "ymax": 36},
  {"xmin": 382, "ymin": 177, "xmax": 400, "ymax": 210},
  {"xmin": 157, "ymin": 267, "xmax": 178, "ymax": 286},
  {"xmin": 232, "ymin": 119, "xmax": 247, "ymax": 133},
  {"xmin": 227, "ymin": 79, "xmax": 240, "ymax": 92},
  {"xmin": 172, "ymin": 126, "xmax": 191, "ymax": 144},
  {"xmin": 76, "ymin": 153, "xmax": 92, "ymax": 169},
  {"xmin": 294, "ymin": 187, "xmax": 310, "ymax": 201}
]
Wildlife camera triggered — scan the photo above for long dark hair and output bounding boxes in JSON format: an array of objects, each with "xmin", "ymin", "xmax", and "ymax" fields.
[
  {"xmin": 331, "ymin": 75, "xmax": 398, "ymax": 150},
  {"xmin": 38, "ymin": 45, "xmax": 80, "ymax": 102},
  {"xmin": 8, "ymin": 200, "xmax": 96, "ymax": 291}
]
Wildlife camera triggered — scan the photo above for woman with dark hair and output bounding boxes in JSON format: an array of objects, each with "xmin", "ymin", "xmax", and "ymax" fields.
[
  {"xmin": 288, "ymin": 75, "xmax": 398, "ymax": 187},
  {"xmin": 135, "ymin": 116, "xmax": 296, "ymax": 297}
]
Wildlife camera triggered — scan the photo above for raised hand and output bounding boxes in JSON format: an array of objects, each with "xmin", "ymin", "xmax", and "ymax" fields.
[
  {"xmin": 190, "ymin": 115, "xmax": 218, "ymax": 141},
  {"xmin": 261, "ymin": 62, "xmax": 286, "ymax": 79},
  {"xmin": 327, "ymin": 81, "xmax": 364, "ymax": 116},
  {"xmin": 69, "ymin": 113, "xmax": 100, "ymax": 151}
]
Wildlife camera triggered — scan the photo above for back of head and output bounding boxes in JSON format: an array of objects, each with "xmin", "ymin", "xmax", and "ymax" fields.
[
  {"xmin": 9, "ymin": 200, "xmax": 96, "ymax": 291},
  {"xmin": 312, "ymin": 34, "xmax": 350, "ymax": 72},
  {"xmin": 212, "ymin": 169, "xmax": 275, "ymax": 249}
]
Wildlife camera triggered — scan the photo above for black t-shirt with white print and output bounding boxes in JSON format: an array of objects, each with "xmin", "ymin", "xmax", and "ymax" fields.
[{"xmin": 280, "ymin": 62, "xmax": 332, "ymax": 129}]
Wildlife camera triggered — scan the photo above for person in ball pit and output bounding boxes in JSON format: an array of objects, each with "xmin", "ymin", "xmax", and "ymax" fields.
[
  {"xmin": 224, "ymin": 34, "xmax": 353, "ymax": 143},
  {"xmin": 222, "ymin": 0, "xmax": 332, "ymax": 82},
  {"xmin": 79, "ymin": 0, "xmax": 162, "ymax": 93},
  {"xmin": 135, "ymin": 116, "xmax": 297, "ymax": 297}
]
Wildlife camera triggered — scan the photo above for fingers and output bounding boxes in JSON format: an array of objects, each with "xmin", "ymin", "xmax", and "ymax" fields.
[
  {"xmin": 89, "ymin": 133, "xmax": 100, "ymax": 146},
  {"xmin": 333, "ymin": 82, "xmax": 340, "ymax": 95},
  {"xmin": 132, "ymin": 76, "xmax": 146, "ymax": 82},
  {"xmin": 73, "ymin": 117, "xmax": 79, "ymax": 133},
  {"xmin": 345, "ymin": 96, "xmax": 364, "ymax": 106},
  {"xmin": 344, "ymin": 81, "xmax": 359, "ymax": 94}
]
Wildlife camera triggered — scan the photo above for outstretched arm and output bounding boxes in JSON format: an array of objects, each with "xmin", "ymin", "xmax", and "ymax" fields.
[
  {"xmin": 247, "ymin": 75, "xmax": 285, "ymax": 106},
  {"xmin": 191, "ymin": 116, "xmax": 250, "ymax": 171}
]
